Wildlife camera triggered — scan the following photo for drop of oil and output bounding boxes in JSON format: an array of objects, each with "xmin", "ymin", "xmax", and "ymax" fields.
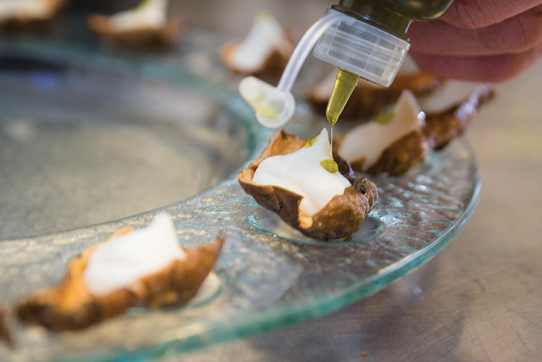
[
  {"xmin": 322, "ymin": 69, "xmax": 359, "ymax": 175},
  {"xmin": 321, "ymin": 159, "xmax": 338, "ymax": 173},
  {"xmin": 374, "ymin": 110, "xmax": 395, "ymax": 125}
]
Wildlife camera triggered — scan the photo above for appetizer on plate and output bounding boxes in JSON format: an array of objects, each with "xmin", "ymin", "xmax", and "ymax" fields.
[
  {"xmin": 239, "ymin": 129, "xmax": 378, "ymax": 242},
  {"xmin": 17, "ymin": 214, "xmax": 224, "ymax": 331},
  {"xmin": 87, "ymin": 0, "xmax": 186, "ymax": 51},
  {"xmin": 335, "ymin": 84, "xmax": 495, "ymax": 176},
  {"xmin": 0, "ymin": 0, "xmax": 66, "ymax": 32},
  {"xmin": 220, "ymin": 12, "xmax": 294, "ymax": 79},
  {"xmin": 308, "ymin": 57, "xmax": 445, "ymax": 121}
]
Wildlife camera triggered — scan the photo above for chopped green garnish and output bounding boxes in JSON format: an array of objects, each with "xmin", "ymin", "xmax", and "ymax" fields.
[
  {"xmin": 304, "ymin": 135, "xmax": 320, "ymax": 148},
  {"xmin": 320, "ymin": 159, "xmax": 338, "ymax": 173},
  {"xmin": 374, "ymin": 110, "xmax": 395, "ymax": 125}
]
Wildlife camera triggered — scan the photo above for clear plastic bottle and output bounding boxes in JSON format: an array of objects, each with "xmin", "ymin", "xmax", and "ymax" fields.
[
  {"xmin": 316, "ymin": 0, "xmax": 454, "ymax": 129},
  {"xmin": 315, "ymin": 0, "xmax": 455, "ymax": 87},
  {"xmin": 239, "ymin": 0, "xmax": 455, "ymax": 128}
]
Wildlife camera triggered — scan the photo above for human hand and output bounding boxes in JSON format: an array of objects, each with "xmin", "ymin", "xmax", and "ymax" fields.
[{"xmin": 408, "ymin": 0, "xmax": 542, "ymax": 82}]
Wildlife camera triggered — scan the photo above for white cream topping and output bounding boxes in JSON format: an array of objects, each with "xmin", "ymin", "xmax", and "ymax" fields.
[
  {"xmin": 338, "ymin": 90, "xmax": 425, "ymax": 170},
  {"xmin": 0, "ymin": 0, "xmax": 51, "ymax": 20},
  {"xmin": 107, "ymin": 0, "xmax": 168, "ymax": 31},
  {"xmin": 83, "ymin": 213, "xmax": 186, "ymax": 297},
  {"xmin": 230, "ymin": 12, "xmax": 286, "ymax": 71},
  {"xmin": 252, "ymin": 128, "xmax": 351, "ymax": 216},
  {"xmin": 420, "ymin": 81, "xmax": 481, "ymax": 113}
]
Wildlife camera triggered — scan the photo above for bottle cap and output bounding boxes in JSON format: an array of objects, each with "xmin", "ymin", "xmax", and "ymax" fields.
[
  {"xmin": 313, "ymin": 9, "xmax": 410, "ymax": 87},
  {"xmin": 239, "ymin": 76, "xmax": 295, "ymax": 128}
]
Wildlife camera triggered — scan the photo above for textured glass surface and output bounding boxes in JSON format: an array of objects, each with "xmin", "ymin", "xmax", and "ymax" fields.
[
  {"xmin": 0, "ymin": 44, "xmax": 251, "ymax": 240},
  {"xmin": 0, "ymin": 42, "xmax": 480, "ymax": 362}
]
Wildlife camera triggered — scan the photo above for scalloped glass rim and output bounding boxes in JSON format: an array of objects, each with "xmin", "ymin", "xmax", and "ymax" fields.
[{"xmin": 0, "ymin": 40, "xmax": 481, "ymax": 362}]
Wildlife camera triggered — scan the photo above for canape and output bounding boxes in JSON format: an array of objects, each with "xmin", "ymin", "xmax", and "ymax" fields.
[
  {"xmin": 220, "ymin": 12, "xmax": 294, "ymax": 79},
  {"xmin": 238, "ymin": 129, "xmax": 378, "ymax": 242},
  {"xmin": 335, "ymin": 84, "xmax": 495, "ymax": 176},
  {"xmin": 0, "ymin": 0, "xmax": 66, "ymax": 32},
  {"xmin": 17, "ymin": 214, "xmax": 224, "ymax": 331},
  {"xmin": 87, "ymin": 0, "xmax": 185, "ymax": 51}
]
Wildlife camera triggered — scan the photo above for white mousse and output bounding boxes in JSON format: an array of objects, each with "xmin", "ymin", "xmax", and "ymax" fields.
[
  {"xmin": 107, "ymin": 0, "xmax": 168, "ymax": 31},
  {"xmin": 230, "ymin": 12, "xmax": 287, "ymax": 71},
  {"xmin": 83, "ymin": 213, "xmax": 186, "ymax": 297},
  {"xmin": 338, "ymin": 90, "xmax": 425, "ymax": 171},
  {"xmin": 0, "ymin": 0, "xmax": 51, "ymax": 20},
  {"xmin": 252, "ymin": 128, "xmax": 351, "ymax": 217}
]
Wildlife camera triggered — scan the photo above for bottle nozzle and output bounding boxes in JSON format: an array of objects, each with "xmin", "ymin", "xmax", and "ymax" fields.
[
  {"xmin": 313, "ymin": 9, "xmax": 410, "ymax": 87},
  {"xmin": 239, "ymin": 76, "xmax": 295, "ymax": 128},
  {"xmin": 326, "ymin": 69, "xmax": 359, "ymax": 126}
]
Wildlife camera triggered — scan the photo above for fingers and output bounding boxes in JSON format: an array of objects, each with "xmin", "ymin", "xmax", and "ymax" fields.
[
  {"xmin": 407, "ymin": 1, "xmax": 542, "ymax": 81},
  {"xmin": 409, "ymin": 46, "xmax": 542, "ymax": 82},
  {"xmin": 442, "ymin": 0, "xmax": 542, "ymax": 28},
  {"xmin": 409, "ymin": 7, "xmax": 542, "ymax": 56}
]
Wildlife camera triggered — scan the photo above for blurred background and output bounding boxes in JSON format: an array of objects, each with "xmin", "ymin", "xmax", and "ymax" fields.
[{"xmin": 72, "ymin": 0, "xmax": 332, "ymax": 32}]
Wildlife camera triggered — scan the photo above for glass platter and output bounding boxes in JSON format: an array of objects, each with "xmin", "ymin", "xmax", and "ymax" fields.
[{"xmin": 0, "ymin": 40, "xmax": 480, "ymax": 362}]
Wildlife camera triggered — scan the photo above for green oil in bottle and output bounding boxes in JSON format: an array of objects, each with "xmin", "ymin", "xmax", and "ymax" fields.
[
  {"xmin": 326, "ymin": 69, "xmax": 360, "ymax": 127},
  {"xmin": 321, "ymin": 68, "xmax": 360, "ymax": 174}
]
